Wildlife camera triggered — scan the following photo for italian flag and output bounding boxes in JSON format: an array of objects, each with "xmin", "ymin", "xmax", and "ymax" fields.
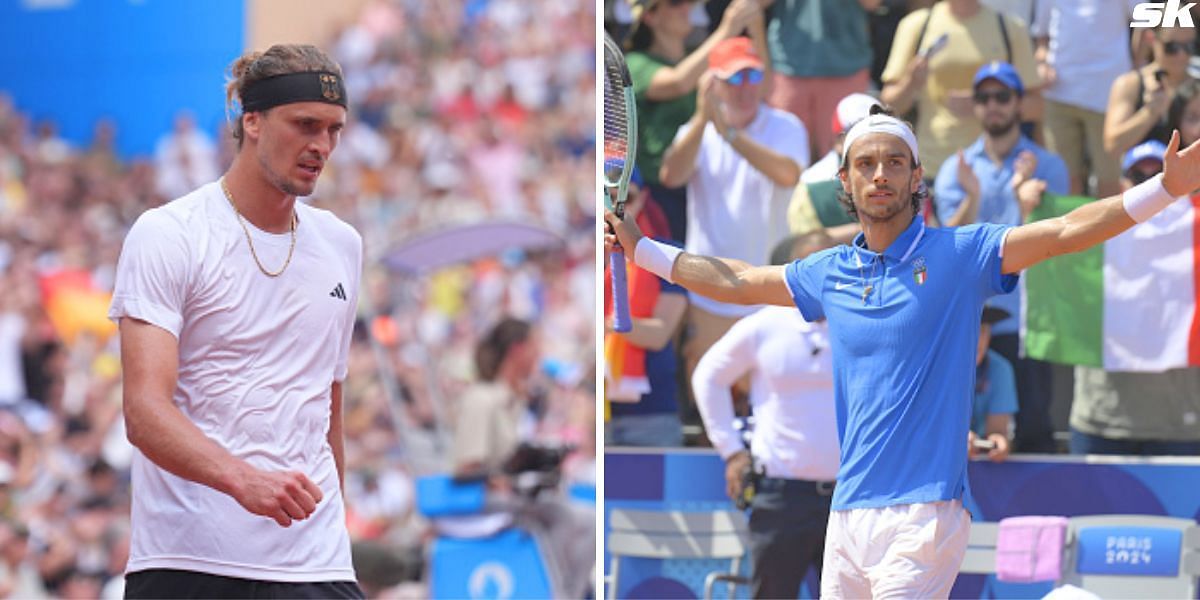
[{"xmin": 1021, "ymin": 193, "xmax": 1200, "ymax": 372}]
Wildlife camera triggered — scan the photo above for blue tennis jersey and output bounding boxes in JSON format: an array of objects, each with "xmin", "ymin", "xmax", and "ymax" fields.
[{"xmin": 785, "ymin": 217, "xmax": 1017, "ymax": 510}]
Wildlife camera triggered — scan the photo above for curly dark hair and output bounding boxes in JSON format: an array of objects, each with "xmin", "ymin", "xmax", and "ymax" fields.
[{"xmin": 835, "ymin": 104, "xmax": 926, "ymax": 222}]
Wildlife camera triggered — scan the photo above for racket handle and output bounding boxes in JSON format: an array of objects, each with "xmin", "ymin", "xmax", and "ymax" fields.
[{"xmin": 610, "ymin": 248, "xmax": 632, "ymax": 333}]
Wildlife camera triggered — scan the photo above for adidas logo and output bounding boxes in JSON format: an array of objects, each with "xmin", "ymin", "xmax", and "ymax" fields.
[{"xmin": 330, "ymin": 283, "xmax": 347, "ymax": 300}]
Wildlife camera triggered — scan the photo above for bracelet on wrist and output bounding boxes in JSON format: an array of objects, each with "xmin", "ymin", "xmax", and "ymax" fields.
[
  {"xmin": 634, "ymin": 238, "xmax": 683, "ymax": 283},
  {"xmin": 1122, "ymin": 174, "xmax": 1176, "ymax": 223}
]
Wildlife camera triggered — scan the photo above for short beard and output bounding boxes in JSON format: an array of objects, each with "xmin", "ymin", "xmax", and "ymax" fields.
[
  {"xmin": 984, "ymin": 115, "xmax": 1019, "ymax": 137},
  {"xmin": 257, "ymin": 149, "xmax": 312, "ymax": 197},
  {"xmin": 855, "ymin": 174, "xmax": 914, "ymax": 225}
]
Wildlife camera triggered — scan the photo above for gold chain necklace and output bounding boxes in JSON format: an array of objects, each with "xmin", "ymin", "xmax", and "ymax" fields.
[{"xmin": 220, "ymin": 178, "xmax": 296, "ymax": 278}]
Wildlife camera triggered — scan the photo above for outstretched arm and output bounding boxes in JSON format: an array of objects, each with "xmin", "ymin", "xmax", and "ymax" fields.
[
  {"xmin": 1002, "ymin": 130, "xmax": 1200, "ymax": 274},
  {"xmin": 603, "ymin": 210, "xmax": 794, "ymax": 307}
]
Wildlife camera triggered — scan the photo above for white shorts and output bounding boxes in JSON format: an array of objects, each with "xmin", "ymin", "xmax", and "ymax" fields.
[{"xmin": 821, "ymin": 500, "xmax": 971, "ymax": 599}]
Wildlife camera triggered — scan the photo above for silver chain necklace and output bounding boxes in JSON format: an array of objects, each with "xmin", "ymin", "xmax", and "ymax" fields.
[{"xmin": 857, "ymin": 254, "xmax": 881, "ymax": 305}]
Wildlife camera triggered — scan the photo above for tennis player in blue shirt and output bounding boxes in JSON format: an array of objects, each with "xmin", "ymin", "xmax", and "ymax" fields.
[{"xmin": 604, "ymin": 104, "xmax": 1200, "ymax": 597}]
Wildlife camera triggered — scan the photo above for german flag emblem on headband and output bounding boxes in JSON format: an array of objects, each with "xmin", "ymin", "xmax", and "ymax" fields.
[
  {"xmin": 241, "ymin": 71, "xmax": 349, "ymax": 113},
  {"xmin": 319, "ymin": 74, "xmax": 341, "ymax": 103}
]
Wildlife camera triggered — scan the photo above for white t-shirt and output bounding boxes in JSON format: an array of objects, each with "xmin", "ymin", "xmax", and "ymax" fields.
[
  {"xmin": 678, "ymin": 106, "xmax": 810, "ymax": 317},
  {"xmin": 800, "ymin": 150, "xmax": 840, "ymax": 185},
  {"xmin": 691, "ymin": 307, "xmax": 840, "ymax": 481},
  {"xmin": 109, "ymin": 181, "xmax": 362, "ymax": 582},
  {"xmin": 1032, "ymin": 0, "xmax": 1139, "ymax": 113}
]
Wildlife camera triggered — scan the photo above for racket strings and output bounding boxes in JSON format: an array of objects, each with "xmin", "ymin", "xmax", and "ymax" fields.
[{"xmin": 602, "ymin": 45, "xmax": 630, "ymax": 187}]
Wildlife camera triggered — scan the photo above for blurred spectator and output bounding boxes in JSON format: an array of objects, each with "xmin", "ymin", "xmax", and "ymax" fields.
[
  {"xmin": 880, "ymin": 0, "xmax": 1042, "ymax": 180},
  {"xmin": 1069, "ymin": 137, "xmax": 1200, "ymax": 457},
  {"xmin": 786, "ymin": 92, "xmax": 875, "ymax": 246},
  {"xmin": 801, "ymin": 92, "xmax": 880, "ymax": 184},
  {"xmin": 608, "ymin": 0, "xmax": 713, "ymax": 43},
  {"xmin": 867, "ymin": 0, "xmax": 916, "ymax": 91},
  {"xmin": 451, "ymin": 318, "xmax": 540, "ymax": 479},
  {"xmin": 604, "ymin": 170, "xmax": 687, "ymax": 447},
  {"xmin": 0, "ymin": 519, "xmax": 45, "ymax": 598},
  {"xmin": 151, "ymin": 111, "xmax": 218, "ymax": 201},
  {"xmin": 621, "ymin": 0, "xmax": 761, "ymax": 243},
  {"xmin": 32, "ymin": 121, "xmax": 72, "ymax": 166},
  {"xmin": 1031, "ymin": 0, "xmax": 1138, "ymax": 198},
  {"xmin": 933, "ymin": 62, "xmax": 1065, "ymax": 453},
  {"xmin": 1104, "ymin": 26, "xmax": 1196, "ymax": 160},
  {"xmin": 450, "ymin": 317, "xmax": 594, "ymax": 599},
  {"xmin": 970, "ymin": 305, "xmax": 1015, "ymax": 463},
  {"xmin": 980, "ymin": 0, "xmax": 1033, "ymax": 25},
  {"xmin": 762, "ymin": 0, "xmax": 878, "ymax": 159},
  {"xmin": 0, "ymin": 297, "xmax": 26, "ymax": 406},
  {"xmin": 692, "ymin": 231, "xmax": 839, "ymax": 599},
  {"xmin": 659, "ymin": 36, "xmax": 807, "ymax": 445}
]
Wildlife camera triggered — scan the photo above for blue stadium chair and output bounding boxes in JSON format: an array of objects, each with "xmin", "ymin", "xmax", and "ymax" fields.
[
  {"xmin": 416, "ymin": 474, "xmax": 554, "ymax": 599},
  {"xmin": 605, "ymin": 508, "xmax": 751, "ymax": 600}
]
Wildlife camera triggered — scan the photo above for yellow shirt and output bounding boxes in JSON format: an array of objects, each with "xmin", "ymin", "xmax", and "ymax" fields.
[{"xmin": 882, "ymin": 3, "xmax": 1040, "ymax": 173}]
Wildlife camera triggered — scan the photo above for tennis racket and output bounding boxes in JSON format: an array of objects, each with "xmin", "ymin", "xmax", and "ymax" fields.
[{"xmin": 603, "ymin": 32, "xmax": 637, "ymax": 333}]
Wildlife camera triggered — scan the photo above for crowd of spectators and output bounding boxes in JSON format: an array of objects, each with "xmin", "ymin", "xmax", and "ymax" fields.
[
  {"xmin": 0, "ymin": 0, "xmax": 595, "ymax": 597},
  {"xmin": 604, "ymin": 0, "xmax": 1200, "ymax": 460}
]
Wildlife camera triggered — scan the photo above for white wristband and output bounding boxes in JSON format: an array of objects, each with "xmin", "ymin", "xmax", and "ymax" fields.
[
  {"xmin": 1123, "ymin": 174, "xmax": 1176, "ymax": 223},
  {"xmin": 634, "ymin": 237, "xmax": 683, "ymax": 283}
]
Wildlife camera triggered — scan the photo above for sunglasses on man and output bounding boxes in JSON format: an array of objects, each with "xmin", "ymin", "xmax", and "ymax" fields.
[
  {"xmin": 973, "ymin": 89, "xmax": 1015, "ymax": 105},
  {"xmin": 723, "ymin": 68, "xmax": 764, "ymax": 86},
  {"xmin": 1127, "ymin": 166, "xmax": 1162, "ymax": 185}
]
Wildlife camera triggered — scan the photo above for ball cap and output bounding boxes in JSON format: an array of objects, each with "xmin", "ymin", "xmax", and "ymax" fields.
[
  {"xmin": 1122, "ymin": 139, "xmax": 1167, "ymax": 174},
  {"xmin": 832, "ymin": 93, "xmax": 882, "ymax": 135},
  {"xmin": 709, "ymin": 37, "xmax": 764, "ymax": 80},
  {"xmin": 973, "ymin": 61, "xmax": 1024, "ymax": 95}
]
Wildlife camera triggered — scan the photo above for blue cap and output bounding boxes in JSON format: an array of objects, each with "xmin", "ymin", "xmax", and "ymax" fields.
[
  {"xmin": 630, "ymin": 165, "xmax": 643, "ymax": 187},
  {"xmin": 1122, "ymin": 140, "xmax": 1167, "ymax": 174},
  {"xmin": 973, "ymin": 61, "xmax": 1024, "ymax": 95}
]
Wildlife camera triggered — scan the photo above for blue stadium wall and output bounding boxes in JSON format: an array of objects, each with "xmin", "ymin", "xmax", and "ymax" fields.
[{"xmin": 0, "ymin": 0, "xmax": 244, "ymax": 158}]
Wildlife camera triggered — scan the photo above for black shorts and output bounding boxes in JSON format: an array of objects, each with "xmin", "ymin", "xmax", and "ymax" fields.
[{"xmin": 124, "ymin": 568, "xmax": 365, "ymax": 599}]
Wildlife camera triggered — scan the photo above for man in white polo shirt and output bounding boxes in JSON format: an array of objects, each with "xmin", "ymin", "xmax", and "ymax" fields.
[
  {"xmin": 607, "ymin": 104, "xmax": 1200, "ymax": 596},
  {"xmin": 658, "ymin": 36, "xmax": 809, "ymax": 443},
  {"xmin": 692, "ymin": 231, "xmax": 840, "ymax": 599}
]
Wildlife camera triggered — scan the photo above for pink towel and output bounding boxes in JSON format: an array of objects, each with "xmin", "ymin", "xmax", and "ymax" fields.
[{"xmin": 995, "ymin": 515, "xmax": 1069, "ymax": 583}]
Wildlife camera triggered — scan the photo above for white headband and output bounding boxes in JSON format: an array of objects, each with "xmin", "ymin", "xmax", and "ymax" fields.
[{"xmin": 841, "ymin": 114, "xmax": 920, "ymax": 167}]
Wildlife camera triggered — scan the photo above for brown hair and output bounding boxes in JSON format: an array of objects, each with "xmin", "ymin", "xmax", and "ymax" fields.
[
  {"xmin": 474, "ymin": 318, "xmax": 532, "ymax": 382},
  {"xmin": 225, "ymin": 44, "xmax": 344, "ymax": 148}
]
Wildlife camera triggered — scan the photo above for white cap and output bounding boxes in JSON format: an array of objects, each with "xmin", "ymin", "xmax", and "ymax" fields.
[
  {"xmin": 832, "ymin": 93, "xmax": 881, "ymax": 135},
  {"xmin": 841, "ymin": 113, "xmax": 921, "ymax": 167}
]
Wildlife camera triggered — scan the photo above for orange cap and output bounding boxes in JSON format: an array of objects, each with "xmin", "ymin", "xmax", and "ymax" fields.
[{"xmin": 708, "ymin": 37, "xmax": 764, "ymax": 79}]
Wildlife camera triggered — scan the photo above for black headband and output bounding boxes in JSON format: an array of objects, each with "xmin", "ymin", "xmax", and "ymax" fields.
[{"xmin": 240, "ymin": 71, "xmax": 348, "ymax": 113}]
